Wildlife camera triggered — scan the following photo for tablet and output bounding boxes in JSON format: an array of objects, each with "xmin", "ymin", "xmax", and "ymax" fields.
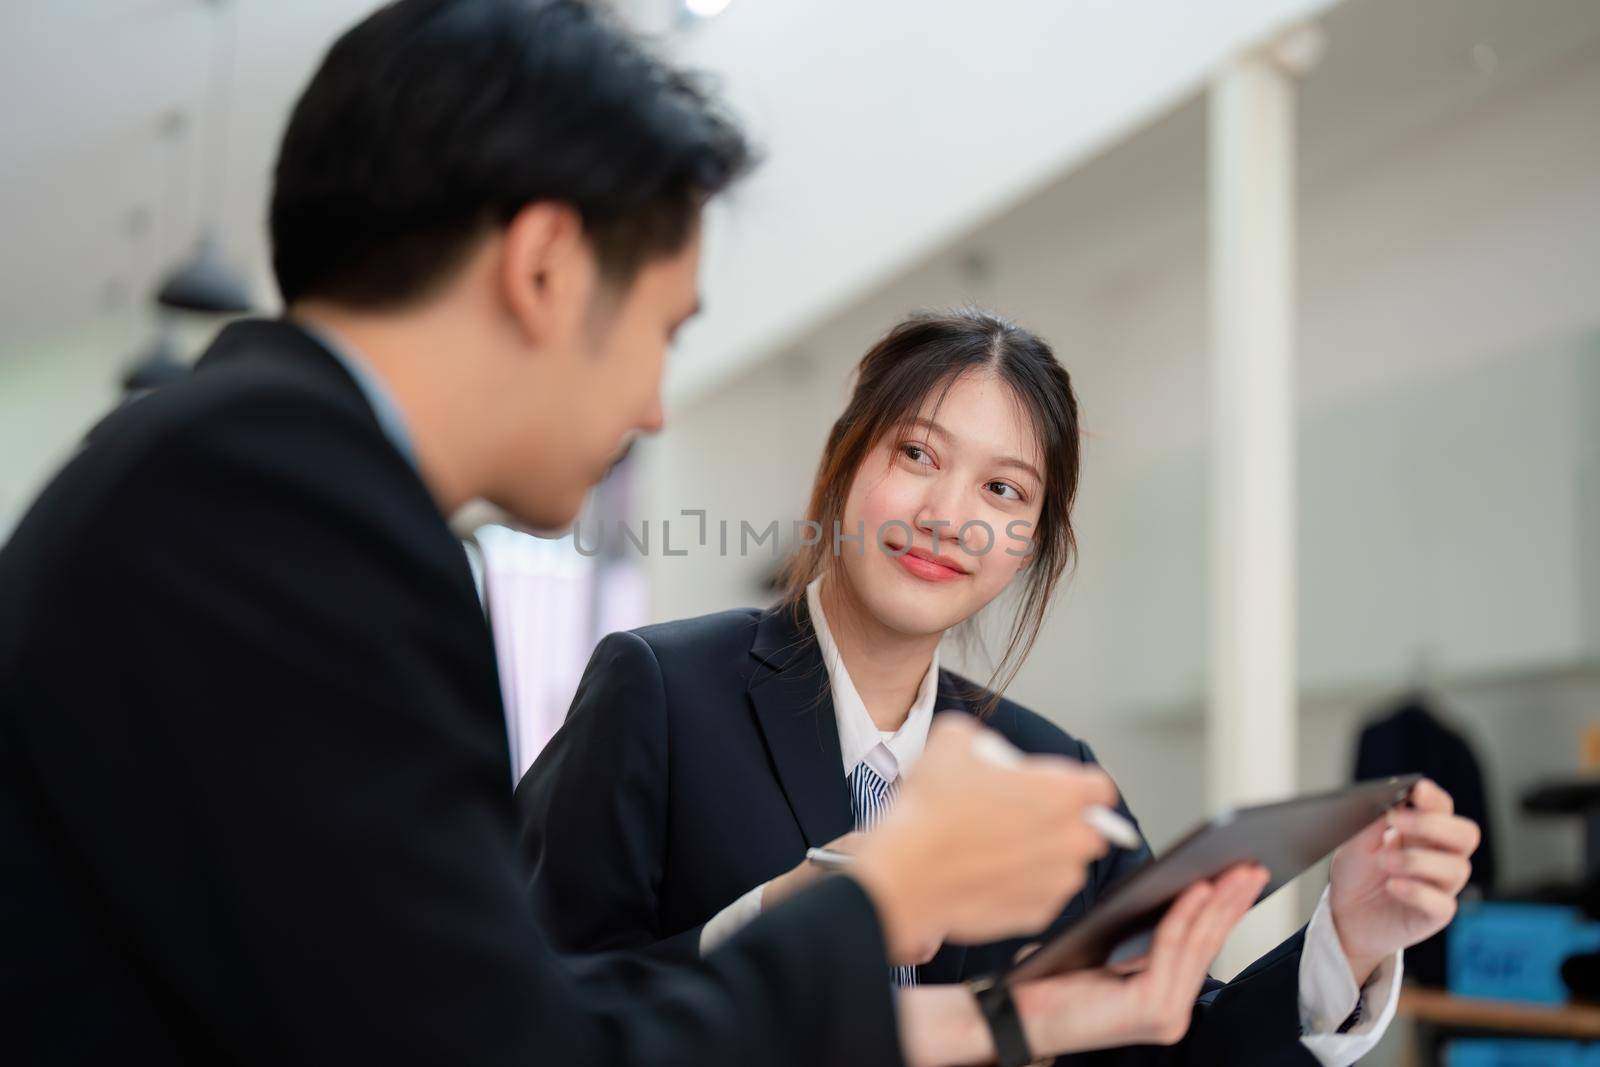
[{"xmin": 1005, "ymin": 774, "xmax": 1422, "ymax": 983}]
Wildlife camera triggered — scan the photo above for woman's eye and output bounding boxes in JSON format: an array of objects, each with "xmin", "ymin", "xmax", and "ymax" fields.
[
  {"xmin": 987, "ymin": 481, "xmax": 1023, "ymax": 501},
  {"xmin": 901, "ymin": 444, "xmax": 933, "ymax": 466}
]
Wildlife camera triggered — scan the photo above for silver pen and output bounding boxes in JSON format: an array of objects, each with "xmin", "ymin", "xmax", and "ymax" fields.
[
  {"xmin": 805, "ymin": 804, "xmax": 1138, "ymax": 871},
  {"xmin": 805, "ymin": 846, "xmax": 859, "ymax": 871},
  {"xmin": 807, "ymin": 733, "xmax": 1141, "ymax": 872},
  {"xmin": 972, "ymin": 730, "xmax": 1142, "ymax": 849}
]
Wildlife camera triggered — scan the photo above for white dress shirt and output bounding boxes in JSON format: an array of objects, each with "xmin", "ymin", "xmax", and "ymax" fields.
[
  {"xmin": 808, "ymin": 576, "xmax": 941, "ymax": 786},
  {"xmin": 701, "ymin": 578, "xmax": 1400, "ymax": 1065}
]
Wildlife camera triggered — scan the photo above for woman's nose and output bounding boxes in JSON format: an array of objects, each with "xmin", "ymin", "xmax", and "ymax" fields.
[{"xmin": 912, "ymin": 481, "xmax": 965, "ymax": 546}]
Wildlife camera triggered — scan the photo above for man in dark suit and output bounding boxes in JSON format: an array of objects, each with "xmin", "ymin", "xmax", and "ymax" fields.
[{"xmin": 0, "ymin": 2, "xmax": 1127, "ymax": 1064}]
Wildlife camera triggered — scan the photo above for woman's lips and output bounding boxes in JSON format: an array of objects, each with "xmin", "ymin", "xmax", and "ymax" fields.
[{"xmin": 892, "ymin": 546, "xmax": 969, "ymax": 583}]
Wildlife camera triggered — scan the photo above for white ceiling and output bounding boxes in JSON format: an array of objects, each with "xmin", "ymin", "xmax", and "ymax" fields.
[
  {"xmin": 720, "ymin": 0, "xmax": 1600, "ymax": 399},
  {"xmin": 0, "ymin": 1, "xmax": 383, "ymax": 348},
  {"xmin": 908, "ymin": 0, "xmax": 1600, "ymax": 283},
  {"xmin": 0, "ymin": 0, "xmax": 1342, "ymax": 367},
  {"xmin": 3, "ymin": 0, "xmax": 1599, "ymax": 394}
]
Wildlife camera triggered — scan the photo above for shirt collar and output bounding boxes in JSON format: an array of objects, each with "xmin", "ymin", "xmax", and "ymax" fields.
[
  {"xmin": 805, "ymin": 576, "xmax": 940, "ymax": 782},
  {"xmin": 296, "ymin": 320, "xmax": 419, "ymax": 472}
]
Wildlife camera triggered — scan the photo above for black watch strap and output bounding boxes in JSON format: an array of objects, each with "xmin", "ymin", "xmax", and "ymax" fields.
[{"xmin": 969, "ymin": 976, "xmax": 1034, "ymax": 1067}]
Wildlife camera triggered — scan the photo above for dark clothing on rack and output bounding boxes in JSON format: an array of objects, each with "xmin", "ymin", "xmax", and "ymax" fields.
[{"xmin": 1354, "ymin": 696, "xmax": 1496, "ymax": 985}]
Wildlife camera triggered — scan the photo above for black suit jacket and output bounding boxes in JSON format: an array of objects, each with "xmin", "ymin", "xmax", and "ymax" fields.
[
  {"xmin": 0, "ymin": 319, "xmax": 903, "ymax": 1065},
  {"xmin": 517, "ymin": 604, "xmax": 1320, "ymax": 1065}
]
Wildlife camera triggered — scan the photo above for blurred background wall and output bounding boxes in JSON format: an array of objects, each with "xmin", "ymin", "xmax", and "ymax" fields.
[
  {"xmin": 4, "ymin": 1, "xmax": 1599, "ymax": 1061},
  {"xmin": 640, "ymin": 0, "xmax": 1600, "ymax": 924}
]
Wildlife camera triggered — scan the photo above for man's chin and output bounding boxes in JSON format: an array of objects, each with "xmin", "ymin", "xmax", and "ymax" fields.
[
  {"xmin": 603, "ymin": 436, "xmax": 638, "ymax": 478},
  {"xmin": 449, "ymin": 492, "xmax": 587, "ymax": 539}
]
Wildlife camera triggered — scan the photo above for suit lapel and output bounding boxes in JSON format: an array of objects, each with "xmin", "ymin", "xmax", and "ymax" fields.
[
  {"xmin": 747, "ymin": 603, "xmax": 855, "ymax": 849},
  {"xmin": 934, "ymin": 671, "xmax": 980, "ymax": 719},
  {"xmin": 748, "ymin": 613, "xmax": 997, "ymax": 981}
]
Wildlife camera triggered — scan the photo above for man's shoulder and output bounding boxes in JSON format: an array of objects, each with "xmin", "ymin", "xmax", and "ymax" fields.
[
  {"xmin": 162, "ymin": 334, "xmax": 381, "ymax": 450},
  {"xmin": 5, "ymin": 325, "xmax": 438, "ymax": 607},
  {"xmin": 0, "ymin": 324, "xmax": 476, "ymax": 702}
]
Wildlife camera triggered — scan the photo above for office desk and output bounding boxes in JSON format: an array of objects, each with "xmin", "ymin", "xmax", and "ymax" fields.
[{"xmin": 1398, "ymin": 987, "xmax": 1600, "ymax": 1065}]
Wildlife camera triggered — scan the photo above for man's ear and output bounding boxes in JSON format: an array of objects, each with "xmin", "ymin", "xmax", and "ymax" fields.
[{"xmin": 499, "ymin": 201, "xmax": 593, "ymax": 346}]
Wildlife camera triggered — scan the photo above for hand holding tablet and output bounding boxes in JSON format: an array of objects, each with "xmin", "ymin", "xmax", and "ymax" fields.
[{"xmin": 1006, "ymin": 774, "xmax": 1422, "ymax": 982}]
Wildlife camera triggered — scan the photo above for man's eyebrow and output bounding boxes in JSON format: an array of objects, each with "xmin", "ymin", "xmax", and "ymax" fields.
[{"xmin": 907, "ymin": 416, "xmax": 1043, "ymax": 482}]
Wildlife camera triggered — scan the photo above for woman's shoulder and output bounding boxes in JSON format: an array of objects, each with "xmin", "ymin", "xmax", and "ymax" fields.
[
  {"xmin": 937, "ymin": 669, "xmax": 1098, "ymax": 766},
  {"xmin": 591, "ymin": 608, "xmax": 769, "ymax": 697},
  {"xmin": 575, "ymin": 609, "xmax": 767, "ymax": 723},
  {"xmin": 627, "ymin": 606, "xmax": 765, "ymax": 663},
  {"xmin": 597, "ymin": 608, "xmax": 776, "ymax": 728}
]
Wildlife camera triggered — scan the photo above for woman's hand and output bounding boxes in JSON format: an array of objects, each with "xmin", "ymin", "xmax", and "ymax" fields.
[
  {"xmin": 763, "ymin": 831, "xmax": 865, "ymax": 912},
  {"xmin": 766, "ymin": 832, "xmax": 943, "ymax": 965},
  {"xmin": 1013, "ymin": 864, "xmax": 1269, "ymax": 1055},
  {"xmin": 1327, "ymin": 778, "xmax": 1479, "ymax": 985}
]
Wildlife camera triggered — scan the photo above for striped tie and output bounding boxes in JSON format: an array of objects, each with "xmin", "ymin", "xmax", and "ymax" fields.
[{"xmin": 849, "ymin": 761, "xmax": 918, "ymax": 988}]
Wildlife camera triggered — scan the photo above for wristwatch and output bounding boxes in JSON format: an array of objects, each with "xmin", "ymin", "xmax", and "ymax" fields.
[{"xmin": 966, "ymin": 975, "xmax": 1038, "ymax": 1067}]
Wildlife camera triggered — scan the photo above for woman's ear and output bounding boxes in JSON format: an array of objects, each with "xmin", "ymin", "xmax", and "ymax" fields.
[{"xmin": 499, "ymin": 201, "xmax": 594, "ymax": 347}]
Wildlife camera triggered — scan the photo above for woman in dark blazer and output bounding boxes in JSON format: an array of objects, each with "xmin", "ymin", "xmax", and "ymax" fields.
[{"xmin": 517, "ymin": 309, "xmax": 1477, "ymax": 1063}]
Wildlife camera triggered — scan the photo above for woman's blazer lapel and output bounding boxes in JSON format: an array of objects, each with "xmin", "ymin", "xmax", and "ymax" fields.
[
  {"xmin": 745, "ymin": 605, "xmax": 981, "ymax": 982},
  {"xmin": 746, "ymin": 604, "xmax": 856, "ymax": 849}
]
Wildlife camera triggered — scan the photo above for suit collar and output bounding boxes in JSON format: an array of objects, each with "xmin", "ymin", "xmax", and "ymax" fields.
[
  {"xmin": 749, "ymin": 599, "xmax": 817, "ymax": 676},
  {"xmin": 935, "ymin": 671, "xmax": 980, "ymax": 719},
  {"xmin": 197, "ymin": 316, "xmax": 349, "ymax": 372},
  {"xmin": 195, "ymin": 318, "xmax": 381, "ymax": 426},
  {"xmin": 192, "ymin": 316, "xmax": 483, "ymax": 634},
  {"xmin": 754, "ymin": 597, "xmax": 976, "ymax": 704},
  {"xmin": 293, "ymin": 321, "xmax": 419, "ymax": 472},
  {"xmin": 194, "ymin": 316, "xmax": 435, "ymax": 504},
  {"xmin": 804, "ymin": 577, "xmax": 943, "ymax": 779}
]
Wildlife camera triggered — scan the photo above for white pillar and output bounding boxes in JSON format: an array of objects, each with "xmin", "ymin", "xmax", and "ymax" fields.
[{"xmin": 1207, "ymin": 30, "xmax": 1315, "ymax": 968}]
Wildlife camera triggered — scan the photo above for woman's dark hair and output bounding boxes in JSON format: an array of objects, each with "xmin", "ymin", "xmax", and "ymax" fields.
[
  {"xmin": 270, "ymin": 0, "xmax": 752, "ymax": 308},
  {"xmin": 778, "ymin": 308, "xmax": 1082, "ymax": 715}
]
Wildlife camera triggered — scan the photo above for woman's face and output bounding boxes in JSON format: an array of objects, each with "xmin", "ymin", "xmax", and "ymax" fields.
[{"xmin": 834, "ymin": 370, "xmax": 1047, "ymax": 639}]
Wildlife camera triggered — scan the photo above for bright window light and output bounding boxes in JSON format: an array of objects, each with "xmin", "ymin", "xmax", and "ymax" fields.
[{"xmin": 684, "ymin": 0, "xmax": 734, "ymax": 18}]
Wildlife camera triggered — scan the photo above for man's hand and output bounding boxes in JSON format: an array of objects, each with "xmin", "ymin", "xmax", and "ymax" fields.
[
  {"xmin": 1011, "ymin": 864, "xmax": 1269, "ymax": 1054},
  {"xmin": 850, "ymin": 714, "xmax": 1117, "ymax": 964},
  {"xmin": 1328, "ymin": 778, "xmax": 1479, "ymax": 985}
]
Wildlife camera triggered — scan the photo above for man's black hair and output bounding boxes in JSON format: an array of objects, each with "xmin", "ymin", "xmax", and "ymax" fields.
[{"xmin": 270, "ymin": 0, "xmax": 751, "ymax": 308}]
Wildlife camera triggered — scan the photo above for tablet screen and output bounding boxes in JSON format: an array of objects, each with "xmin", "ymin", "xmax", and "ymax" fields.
[{"xmin": 1006, "ymin": 774, "xmax": 1421, "ymax": 983}]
